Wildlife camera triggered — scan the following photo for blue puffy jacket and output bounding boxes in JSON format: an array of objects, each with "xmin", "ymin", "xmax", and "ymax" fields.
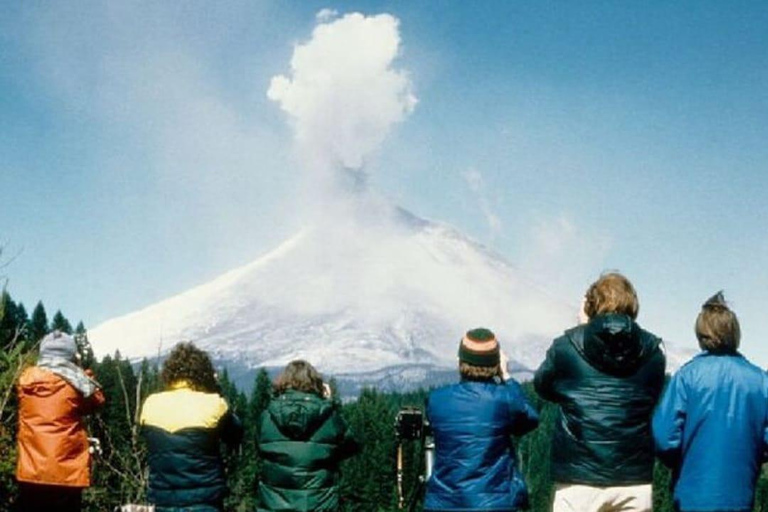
[
  {"xmin": 424, "ymin": 379, "xmax": 539, "ymax": 512},
  {"xmin": 653, "ymin": 352, "xmax": 768, "ymax": 512}
]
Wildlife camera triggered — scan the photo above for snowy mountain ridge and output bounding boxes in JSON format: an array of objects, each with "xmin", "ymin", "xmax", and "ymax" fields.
[{"xmin": 89, "ymin": 204, "xmax": 691, "ymax": 387}]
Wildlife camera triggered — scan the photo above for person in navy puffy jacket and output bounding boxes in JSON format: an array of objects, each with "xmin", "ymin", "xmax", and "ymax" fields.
[
  {"xmin": 424, "ymin": 328, "xmax": 539, "ymax": 512},
  {"xmin": 653, "ymin": 292, "xmax": 768, "ymax": 512}
]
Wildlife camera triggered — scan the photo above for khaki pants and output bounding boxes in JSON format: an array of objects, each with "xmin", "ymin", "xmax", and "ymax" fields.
[{"xmin": 553, "ymin": 483, "xmax": 652, "ymax": 512}]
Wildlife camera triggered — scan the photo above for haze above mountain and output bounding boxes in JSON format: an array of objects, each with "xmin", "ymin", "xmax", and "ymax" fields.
[{"xmin": 90, "ymin": 196, "xmax": 579, "ymax": 375}]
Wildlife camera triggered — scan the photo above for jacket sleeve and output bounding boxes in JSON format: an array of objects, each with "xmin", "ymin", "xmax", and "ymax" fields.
[
  {"xmin": 652, "ymin": 372, "xmax": 687, "ymax": 468},
  {"xmin": 219, "ymin": 408, "xmax": 244, "ymax": 450},
  {"xmin": 534, "ymin": 341, "xmax": 562, "ymax": 403},
  {"xmin": 762, "ymin": 377, "xmax": 768, "ymax": 463},
  {"xmin": 763, "ymin": 423, "xmax": 768, "ymax": 464},
  {"xmin": 505, "ymin": 379, "xmax": 539, "ymax": 436},
  {"xmin": 80, "ymin": 387, "xmax": 106, "ymax": 416},
  {"xmin": 79, "ymin": 369, "xmax": 106, "ymax": 415}
]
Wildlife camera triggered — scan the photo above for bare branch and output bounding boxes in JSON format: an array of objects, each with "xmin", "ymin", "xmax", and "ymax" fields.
[{"xmin": 0, "ymin": 332, "xmax": 36, "ymax": 421}]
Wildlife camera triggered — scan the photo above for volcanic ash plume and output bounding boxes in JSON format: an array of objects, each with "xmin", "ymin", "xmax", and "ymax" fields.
[{"xmin": 267, "ymin": 12, "xmax": 417, "ymax": 179}]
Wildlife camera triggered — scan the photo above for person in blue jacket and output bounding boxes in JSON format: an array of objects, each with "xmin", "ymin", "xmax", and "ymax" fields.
[
  {"xmin": 424, "ymin": 328, "xmax": 539, "ymax": 512},
  {"xmin": 653, "ymin": 292, "xmax": 768, "ymax": 512}
]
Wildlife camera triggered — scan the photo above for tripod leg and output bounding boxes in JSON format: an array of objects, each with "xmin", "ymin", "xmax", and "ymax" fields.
[{"xmin": 397, "ymin": 443, "xmax": 405, "ymax": 510}]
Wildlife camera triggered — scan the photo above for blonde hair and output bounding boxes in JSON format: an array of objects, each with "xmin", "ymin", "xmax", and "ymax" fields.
[{"xmin": 584, "ymin": 272, "xmax": 639, "ymax": 320}]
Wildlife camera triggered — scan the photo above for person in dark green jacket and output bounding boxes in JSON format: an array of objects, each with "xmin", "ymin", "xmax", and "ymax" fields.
[{"xmin": 257, "ymin": 360, "xmax": 360, "ymax": 512}]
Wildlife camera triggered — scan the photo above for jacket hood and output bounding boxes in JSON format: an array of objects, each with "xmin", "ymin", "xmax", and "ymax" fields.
[
  {"xmin": 575, "ymin": 314, "xmax": 650, "ymax": 376},
  {"xmin": 268, "ymin": 390, "xmax": 335, "ymax": 441}
]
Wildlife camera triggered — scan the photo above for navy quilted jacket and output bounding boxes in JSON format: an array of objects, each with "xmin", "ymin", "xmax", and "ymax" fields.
[
  {"xmin": 140, "ymin": 383, "xmax": 243, "ymax": 508},
  {"xmin": 424, "ymin": 379, "xmax": 539, "ymax": 512}
]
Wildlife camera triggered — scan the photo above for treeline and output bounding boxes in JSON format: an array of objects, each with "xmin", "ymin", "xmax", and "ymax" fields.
[{"xmin": 3, "ymin": 291, "xmax": 768, "ymax": 511}]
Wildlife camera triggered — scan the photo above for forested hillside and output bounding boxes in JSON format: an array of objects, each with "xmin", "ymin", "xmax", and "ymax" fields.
[{"xmin": 3, "ymin": 291, "xmax": 768, "ymax": 511}]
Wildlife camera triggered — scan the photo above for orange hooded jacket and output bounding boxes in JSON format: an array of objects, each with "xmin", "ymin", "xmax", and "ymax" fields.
[{"xmin": 16, "ymin": 366, "xmax": 105, "ymax": 487}]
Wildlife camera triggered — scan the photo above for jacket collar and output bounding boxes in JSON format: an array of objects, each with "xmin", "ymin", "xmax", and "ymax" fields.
[{"xmin": 170, "ymin": 380, "xmax": 192, "ymax": 390}]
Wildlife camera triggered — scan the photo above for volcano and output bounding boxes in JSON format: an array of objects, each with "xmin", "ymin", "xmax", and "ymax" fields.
[{"xmin": 89, "ymin": 200, "xmax": 581, "ymax": 385}]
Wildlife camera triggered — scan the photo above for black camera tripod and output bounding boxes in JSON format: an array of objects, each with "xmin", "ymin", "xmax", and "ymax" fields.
[
  {"xmin": 400, "ymin": 436, "xmax": 434, "ymax": 512},
  {"xmin": 395, "ymin": 407, "xmax": 434, "ymax": 511}
]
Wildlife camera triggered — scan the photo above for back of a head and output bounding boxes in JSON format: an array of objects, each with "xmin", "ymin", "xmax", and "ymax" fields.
[
  {"xmin": 39, "ymin": 330, "xmax": 78, "ymax": 362},
  {"xmin": 584, "ymin": 272, "xmax": 639, "ymax": 320},
  {"xmin": 695, "ymin": 292, "xmax": 740, "ymax": 354},
  {"xmin": 161, "ymin": 342, "xmax": 219, "ymax": 393},
  {"xmin": 458, "ymin": 328, "xmax": 501, "ymax": 382},
  {"xmin": 274, "ymin": 360, "xmax": 324, "ymax": 397}
]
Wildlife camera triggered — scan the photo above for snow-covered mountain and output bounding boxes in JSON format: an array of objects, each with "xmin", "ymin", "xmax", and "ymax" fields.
[{"xmin": 89, "ymin": 201, "xmax": 692, "ymax": 390}]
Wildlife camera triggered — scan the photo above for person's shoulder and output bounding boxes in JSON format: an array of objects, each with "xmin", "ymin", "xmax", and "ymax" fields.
[
  {"xmin": 733, "ymin": 354, "xmax": 768, "ymax": 380},
  {"xmin": 559, "ymin": 324, "xmax": 584, "ymax": 343},
  {"xmin": 672, "ymin": 352, "xmax": 711, "ymax": 380},
  {"xmin": 18, "ymin": 365, "xmax": 67, "ymax": 390},
  {"xmin": 429, "ymin": 383, "xmax": 458, "ymax": 399},
  {"xmin": 428, "ymin": 382, "xmax": 470, "ymax": 407},
  {"xmin": 498, "ymin": 378, "xmax": 528, "ymax": 400},
  {"xmin": 634, "ymin": 324, "xmax": 663, "ymax": 350},
  {"xmin": 547, "ymin": 326, "xmax": 583, "ymax": 357},
  {"xmin": 142, "ymin": 388, "xmax": 229, "ymax": 431},
  {"xmin": 675, "ymin": 352, "xmax": 700, "ymax": 369}
]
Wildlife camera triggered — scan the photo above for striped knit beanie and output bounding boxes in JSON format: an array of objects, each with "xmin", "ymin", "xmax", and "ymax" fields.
[{"xmin": 458, "ymin": 328, "xmax": 500, "ymax": 367}]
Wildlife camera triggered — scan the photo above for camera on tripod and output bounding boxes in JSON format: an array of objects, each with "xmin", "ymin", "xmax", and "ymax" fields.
[
  {"xmin": 395, "ymin": 407, "xmax": 427, "ymax": 441},
  {"xmin": 394, "ymin": 407, "xmax": 434, "ymax": 511}
]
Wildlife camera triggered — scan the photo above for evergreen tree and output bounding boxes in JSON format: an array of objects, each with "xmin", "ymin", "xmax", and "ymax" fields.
[
  {"xmin": 340, "ymin": 388, "xmax": 399, "ymax": 511},
  {"xmin": 15, "ymin": 303, "xmax": 29, "ymax": 350},
  {"xmin": 138, "ymin": 358, "xmax": 162, "ymax": 398},
  {"xmin": 249, "ymin": 369, "xmax": 272, "ymax": 428},
  {"xmin": 518, "ymin": 383, "xmax": 555, "ymax": 512},
  {"xmin": 88, "ymin": 352, "xmax": 144, "ymax": 510},
  {"xmin": 0, "ymin": 292, "xmax": 19, "ymax": 349},
  {"xmin": 74, "ymin": 321, "xmax": 95, "ymax": 369},
  {"xmin": 29, "ymin": 301, "xmax": 48, "ymax": 344},
  {"xmin": 231, "ymin": 368, "xmax": 273, "ymax": 511},
  {"xmin": 327, "ymin": 376, "xmax": 340, "ymax": 401},
  {"xmin": 218, "ymin": 368, "xmax": 253, "ymax": 512},
  {"xmin": 51, "ymin": 310, "xmax": 73, "ymax": 334}
]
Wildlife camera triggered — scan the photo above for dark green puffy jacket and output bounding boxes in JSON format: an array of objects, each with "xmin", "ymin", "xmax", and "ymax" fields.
[
  {"xmin": 257, "ymin": 390, "xmax": 360, "ymax": 511},
  {"xmin": 534, "ymin": 314, "xmax": 666, "ymax": 486}
]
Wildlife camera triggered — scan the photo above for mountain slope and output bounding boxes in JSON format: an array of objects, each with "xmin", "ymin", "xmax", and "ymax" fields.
[{"xmin": 90, "ymin": 205, "xmax": 577, "ymax": 375}]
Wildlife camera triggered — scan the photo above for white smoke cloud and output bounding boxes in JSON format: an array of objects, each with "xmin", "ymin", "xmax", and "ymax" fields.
[
  {"xmin": 518, "ymin": 215, "xmax": 612, "ymax": 303},
  {"xmin": 315, "ymin": 9, "xmax": 338, "ymax": 23},
  {"xmin": 268, "ymin": 12, "xmax": 417, "ymax": 176},
  {"xmin": 462, "ymin": 167, "xmax": 502, "ymax": 240}
]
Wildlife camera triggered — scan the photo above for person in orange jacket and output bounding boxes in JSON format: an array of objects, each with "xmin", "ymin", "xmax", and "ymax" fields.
[{"xmin": 15, "ymin": 330, "xmax": 105, "ymax": 512}]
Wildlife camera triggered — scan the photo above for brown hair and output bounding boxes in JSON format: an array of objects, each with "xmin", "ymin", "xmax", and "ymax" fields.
[
  {"xmin": 274, "ymin": 360, "xmax": 325, "ymax": 397},
  {"xmin": 161, "ymin": 342, "xmax": 219, "ymax": 393},
  {"xmin": 584, "ymin": 272, "xmax": 639, "ymax": 320},
  {"xmin": 459, "ymin": 361, "xmax": 501, "ymax": 382},
  {"xmin": 695, "ymin": 293, "xmax": 740, "ymax": 353}
]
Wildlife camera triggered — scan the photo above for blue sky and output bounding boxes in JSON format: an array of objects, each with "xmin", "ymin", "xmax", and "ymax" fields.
[{"xmin": 2, "ymin": 2, "xmax": 767, "ymax": 364}]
